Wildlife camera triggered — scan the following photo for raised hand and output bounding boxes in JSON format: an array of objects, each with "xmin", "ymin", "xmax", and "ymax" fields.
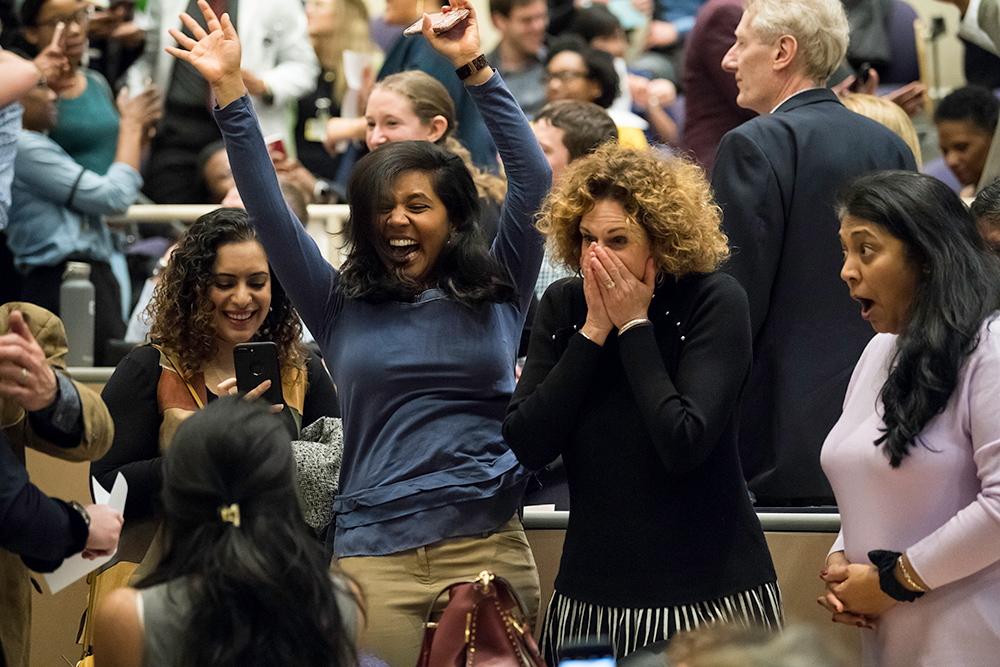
[
  {"xmin": 117, "ymin": 86, "xmax": 163, "ymax": 137},
  {"xmin": 34, "ymin": 22, "xmax": 70, "ymax": 84},
  {"xmin": 0, "ymin": 310, "xmax": 58, "ymax": 413},
  {"xmin": 164, "ymin": 0, "xmax": 245, "ymax": 107},
  {"xmin": 421, "ymin": 0, "xmax": 486, "ymax": 73}
]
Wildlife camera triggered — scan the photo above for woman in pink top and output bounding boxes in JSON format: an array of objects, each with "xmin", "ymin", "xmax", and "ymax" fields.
[{"xmin": 818, "ymin": 170, "xmax": 1000, "ymax": 667}]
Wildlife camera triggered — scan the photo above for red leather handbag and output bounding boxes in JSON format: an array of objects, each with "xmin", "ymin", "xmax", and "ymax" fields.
[{"xmin": 416, "ymin": 570, "xmax": 547, "ymax": 667}]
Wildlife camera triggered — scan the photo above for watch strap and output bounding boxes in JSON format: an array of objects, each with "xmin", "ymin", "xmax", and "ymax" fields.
[
  {"xmin": 66, "ymin": 500, "xmax": 90, "ymax": 556},
  {"xmin": 455, "ymin": 54, "xmax": 489, "ymax": 81}
]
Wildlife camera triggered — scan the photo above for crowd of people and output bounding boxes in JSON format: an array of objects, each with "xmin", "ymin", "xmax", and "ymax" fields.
[{"xmin": 2, "ymin": 0, "xmax": 1000, "ymax": 666}]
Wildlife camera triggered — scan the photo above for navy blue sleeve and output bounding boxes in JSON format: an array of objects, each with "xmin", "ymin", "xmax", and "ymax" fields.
[
  {"xmin": 214, "ymin": 97, "xmax": 340, "ymax": 339},
  {"xmin": 467, "ymin": 73, "xmax": 551, "ymax": 314},
  {"xmin": 91, "ymin": 346, "xmax": 163, "ymax": 520},
  {"xmin": 0, "ymin": 430, "xmax": 77, "ymax": 570}
]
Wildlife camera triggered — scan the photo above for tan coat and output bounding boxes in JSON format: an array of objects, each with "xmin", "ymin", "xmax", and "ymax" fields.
[{"xmin": 0, "ymin": 302, "xmax": 114, "ymax": 667}]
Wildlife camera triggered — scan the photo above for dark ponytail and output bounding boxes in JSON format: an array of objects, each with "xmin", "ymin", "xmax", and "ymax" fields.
[{"xmin": 138, "ymin": 397, "xmax": 356, "ymax": 667}]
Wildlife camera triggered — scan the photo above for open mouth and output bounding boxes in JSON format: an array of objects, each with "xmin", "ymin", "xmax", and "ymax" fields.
[
  {"xmin": 854, "ymin": 297, "xmax": 874, "ymax": 319},
  {"xmin": 387, "ymin": 238, "xmax": 419, "ymax": 264}
]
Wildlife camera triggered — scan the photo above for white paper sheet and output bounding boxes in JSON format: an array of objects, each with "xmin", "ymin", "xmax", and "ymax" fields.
[{"xmin": 42, "ymin": 473, "xmax": 128, "ymax": 595}]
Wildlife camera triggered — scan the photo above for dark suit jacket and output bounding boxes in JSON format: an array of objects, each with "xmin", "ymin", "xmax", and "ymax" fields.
[
  {"xmin": 711, "ymin": 88, "xmax": 917, "ymax": 504},
  {"xmin": 681, "ymin": 0, "xmax": 756, "ymax": 177}
]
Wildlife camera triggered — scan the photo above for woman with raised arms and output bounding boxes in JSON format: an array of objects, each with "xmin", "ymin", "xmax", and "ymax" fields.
[{"xmin": 166, "ymin": 2, "xmax": 550, "ymax": 664}]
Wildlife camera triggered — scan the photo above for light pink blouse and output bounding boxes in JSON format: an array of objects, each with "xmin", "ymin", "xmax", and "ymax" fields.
[{"xmin": 822, "ymin": 316, "xmax": 1000, "ymax": 667}]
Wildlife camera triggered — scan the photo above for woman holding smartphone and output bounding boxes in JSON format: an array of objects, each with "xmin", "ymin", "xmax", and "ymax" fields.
[
  {"xmin": 167, "ymin": 1, "xmax": 550, "ymax": 664},
  {"xmin": 91, "ymin": 208, "xmax": 337, "ymax": 569}
]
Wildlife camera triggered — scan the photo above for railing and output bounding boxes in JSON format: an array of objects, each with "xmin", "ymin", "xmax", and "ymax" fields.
[
  {"xmin": 109, "ymin": 204, "xmax": 351, "ymax": 267},
  {"xmin": 67, "ymin": 367, "xmax": 116, "ymax": 383},
  {"xmin": 522, "ymin": 510, "xmax": 840, "ymax": 532},
  {"xmin": 64, "ymin": 364, "xmax": 845, "ymax": 534}
]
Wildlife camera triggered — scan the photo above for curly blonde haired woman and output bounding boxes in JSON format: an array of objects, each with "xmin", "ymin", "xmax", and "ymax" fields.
[{"xmin": 504, "ymin": 144, "xmax": 782, "ymax": 662}]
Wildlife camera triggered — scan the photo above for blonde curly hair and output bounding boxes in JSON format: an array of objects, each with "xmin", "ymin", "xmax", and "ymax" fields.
[{"xmin": 537, "ymin": 144, "xmax": 729, "ymax": 277}]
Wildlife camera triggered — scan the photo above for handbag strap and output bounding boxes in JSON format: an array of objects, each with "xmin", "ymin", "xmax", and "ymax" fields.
[
  {"xmin": 418, "ymin": 570, "xmax": 532, "ymax": 632},
  {"xmin": 152, "ymin": 344, "xmax": 204, "ymax": 409}
]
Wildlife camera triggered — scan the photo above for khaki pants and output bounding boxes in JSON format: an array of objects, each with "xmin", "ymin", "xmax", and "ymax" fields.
[{"xmin": 337, "ymin": 515, "xmax": 540, "ymax": 667}]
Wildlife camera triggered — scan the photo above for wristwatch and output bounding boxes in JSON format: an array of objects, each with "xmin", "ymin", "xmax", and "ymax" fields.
[
  {"xmin": 66, "ymin": 500, "xmax": 90, "ymax": 556},
  {"xmin": 455, "ymin": 54, "xmax": 489, "ymax": 81}
]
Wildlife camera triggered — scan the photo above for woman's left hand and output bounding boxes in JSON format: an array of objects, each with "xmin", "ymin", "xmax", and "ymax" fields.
[
  {"xmin": 590, "ymin": 246, "xmax": 655, "ymax": 328},
  {"xmin": 216, "ymin": 377, "xmax": 282, "ymax": 412},
  {"xmin": 822, "ymin": 562, "xmax": 897, "ymax": 618},
  {"xmin": 421, "ymin": 0, "xmax": 483, "ymax": 70}
]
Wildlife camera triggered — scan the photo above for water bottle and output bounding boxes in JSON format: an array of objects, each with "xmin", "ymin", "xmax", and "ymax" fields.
[{"xmin": 60, "ymin": 261, "xmax": 95, "ymax": 367}]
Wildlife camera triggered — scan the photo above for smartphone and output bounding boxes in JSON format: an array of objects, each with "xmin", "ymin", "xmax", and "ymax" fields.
[
  {"xmin": 234, "ymin": 342, "xmax": 284, "ymax": 406},
  {"xmin": 403, "ymin": 9, "xmax": 469, "ymax": 36},
  {"xmin": 558, "ymin": 640, "xmax": 616, "ymax": 667},
  {"xmin": 849, "ymin": 61, "xmax": 872, "ymax": 93}
]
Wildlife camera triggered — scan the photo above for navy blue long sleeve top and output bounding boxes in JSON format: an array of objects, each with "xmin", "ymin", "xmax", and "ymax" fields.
[{"xmin": 215, "ymin": 72, "xmax": 550, "ymax": 557}]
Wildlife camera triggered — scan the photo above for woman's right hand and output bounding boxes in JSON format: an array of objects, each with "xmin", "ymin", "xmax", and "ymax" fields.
[
  {"xmin": 421, "ymin": 0, "xmax": 485, "ymax": 72},
  {"xmin": 581, "ymin": 243, "xmax": 613, "ymax": 345},
  {"xmin": 165, "ymin": 0, "xmax": 246, "ymax": 107},
  {"xmin": 817, "ymin": 550, "xmax": 876, "ymax": 629},
  {"xmin": 34, "ymin": 22, "xmax": 70, "ymax": 84}
]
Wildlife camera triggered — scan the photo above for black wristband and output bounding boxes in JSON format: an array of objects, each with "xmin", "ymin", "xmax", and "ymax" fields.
[
  {"xmin": 65, "ymin": 500, "xmax": 90, "ymax": 556},
  {"xmin": 869, "ymin": 549, "xmax": 924, "ymax": 602},
  {"xmin": 455, "ymin": 54, "xmax": 488, "ymax": 81}
]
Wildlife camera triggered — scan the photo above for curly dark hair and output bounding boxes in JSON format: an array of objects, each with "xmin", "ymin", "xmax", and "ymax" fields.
[
  {"xmin": 838, "ymin": 171, "xmax": 1000, "ymax": 467},
  {"xmin": 539, "ymin": 143, "xmax": 729, "ymax": 276},
  {"xmin": 340, "ymin": 140, "xmax": 517, "ymax": 308},
  {"xmin": 147, "ymin": 208, "xmax": 304, "ymax": 380}
]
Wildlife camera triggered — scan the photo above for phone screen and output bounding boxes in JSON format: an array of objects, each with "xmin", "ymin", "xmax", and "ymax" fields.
[{"xmin": 560, "ymin": 658, "xmax": 615, "ymax": 667}]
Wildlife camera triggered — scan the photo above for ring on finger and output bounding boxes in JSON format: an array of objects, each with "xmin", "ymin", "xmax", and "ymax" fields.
[
  {"xmin": 20, "ymin": 368, "xmax": 30, "ymax": 385},
  {"xmin": 606, "ymin": 280, "xmax": 615, "ymax": 289}
]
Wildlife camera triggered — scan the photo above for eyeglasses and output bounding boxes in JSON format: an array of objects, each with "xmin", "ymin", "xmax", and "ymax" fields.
[
  {"xmin": 39, "ymin": 5, "xmax": 92, "ymax": 28},
  {"xmin": 542, "ymin": 69, "xmax": 589, "ymax": 85}
]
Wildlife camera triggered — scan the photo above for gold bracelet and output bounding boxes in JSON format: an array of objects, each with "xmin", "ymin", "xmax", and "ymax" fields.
[
  {"xmin": 898, "ymin": 555, "xmax": 928, "ymax": 592},
  {"xmin": 579, "ymin": 329, "xmax": 594, "ymax": 342},
  {"xmin": 618, "ymin": 318, "xmax": 651, "ymax": 336}
]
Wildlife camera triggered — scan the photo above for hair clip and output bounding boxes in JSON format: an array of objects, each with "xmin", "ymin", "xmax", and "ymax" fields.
[{"xmin": 219, "ymin": 503, "xmax": 241, "ymax": 528}]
